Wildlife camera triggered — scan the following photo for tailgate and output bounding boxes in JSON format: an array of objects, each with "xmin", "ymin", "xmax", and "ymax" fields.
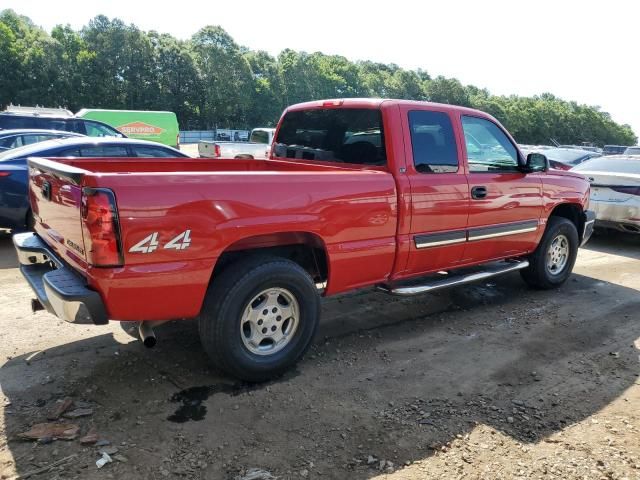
[
  {"xmin": 198, "ymin": 141, "xmax": 218, "ymax": 157},
  {"xmin": 28, "ymin": 157, "xmax": 89, "ymax": 272}
]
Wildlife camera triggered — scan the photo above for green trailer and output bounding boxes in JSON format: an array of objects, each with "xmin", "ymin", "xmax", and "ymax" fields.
[{"xmin": 76, "ymin": 109, "xmax": 179, "ymax": 147}]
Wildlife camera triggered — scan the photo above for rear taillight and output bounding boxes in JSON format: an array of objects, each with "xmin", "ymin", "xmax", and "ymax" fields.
[
  {"xmin": 0, "ymin": 171, "xmax": 11, "ymax": 177},
  {"xmin": 214, "ymin": 144, "xmax": 221, "ymax": 157},
  {"xmin": 611, "ymin": 186, "xmax": 640, "ymax": 196},
  {"xmin": 81, "ymin": 188, "xmax": 123, "ymax": 267}
]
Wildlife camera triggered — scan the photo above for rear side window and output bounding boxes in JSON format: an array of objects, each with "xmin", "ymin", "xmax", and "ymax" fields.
[
  {"xmin": 84, "ymin": 121, "xmax": 121, "ymax": 137},
  {"xmin": 76, "ymin": 145, "xmax": 129, "ymax": 157},
  {"xmin": 273, "ymin": 108, "xmax": 386, "ymax": 166},
  {"xmin": 0, "ymin": 116, "xmax": 34, "ymax": 129},
  {"xmin": 409, "ymin": 110, "xmax": 458, "ymax": 173},
  {"xmin": 133, "ymin": 146, "xmax": 178, "ymax": 158}
]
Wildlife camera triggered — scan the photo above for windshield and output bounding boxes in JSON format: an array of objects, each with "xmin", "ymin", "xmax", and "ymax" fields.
[
  {"xmin": 573, "ymin": 157, "xmax": 640, "ymax": 174},
  {"xmin": 0, "ymin": 139, "xmax": 63, "ymax": 161}
]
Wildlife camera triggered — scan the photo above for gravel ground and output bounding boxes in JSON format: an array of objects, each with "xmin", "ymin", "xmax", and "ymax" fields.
[{"xmin": 0, "ymin": 230, "xmax": 638, "ymax": 479}]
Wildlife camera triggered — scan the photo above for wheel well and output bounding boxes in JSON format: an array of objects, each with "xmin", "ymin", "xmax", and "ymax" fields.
[
  {"xmin": 234, "ymin": 154, "xmax": 254, "ymax": 159},
  {"xmin": 549, "ymin": 203, "xmax": 583, "ymax": 238},
  {"xmin": 212, "ymin": 232, "xmax": 328, "ymax": 285}
]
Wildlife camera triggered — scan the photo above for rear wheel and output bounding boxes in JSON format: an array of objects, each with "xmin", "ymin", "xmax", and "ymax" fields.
[
  {"xmin": 520, "ymin": 216, "xmax": 579, "ymax": 289},
  {"xmin": 198, "ymin": 256, "xmax": 320, "ymax": 382}
]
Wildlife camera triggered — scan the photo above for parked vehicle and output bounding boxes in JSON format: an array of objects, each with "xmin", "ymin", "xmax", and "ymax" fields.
[
  {"xmin": 13, "ymin": 98, "xmax": 594, "ymax": 381},
  {"xmin": 0, "ymin": 137, "xmax": 187, "ymax": 230},
  {"xmin": 572, "ymin": 156, "xmax": 640, "ymax": 234},
  {"xmin": 0, "ymin": 129, "xmax": 84, "ymax": 152},
  {"xmin": 559, "ymin": 144, "xmax": 602, "ymax": 154},
  {"xmin": 198, "ymin": 128, "xmax": 275, "ymax": 159},
  {"xmin": 521, "ymin": 147, "xmax": 601, "ymax": 170},
  {"xmin": 76, "ymin": 109, "xmax": 179, "ymax": 148},
  {"xmin": 623, "ymin": 146, "xmax": 640, "ymax": 155},
  {"xmin": 603, "ymin": 145, "xmax": 628, "ymax": 155},
  {"xmin": 0, "ymin": 111, "xmax": 124, "ymax": 138}
]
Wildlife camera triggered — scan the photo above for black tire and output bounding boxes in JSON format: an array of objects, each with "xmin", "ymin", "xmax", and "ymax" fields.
[
  {"xmin": 198, "ymin": 256, "xmax": 320, "ymax": 382},
  {"xmin": 520, "ymin": 216, "xmax": 579, "ymax": 289}
]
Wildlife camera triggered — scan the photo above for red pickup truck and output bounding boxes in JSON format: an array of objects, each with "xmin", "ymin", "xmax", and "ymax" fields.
[{"xmin": 14, "ymin": 99, "xmax": 595, "ymax": 381}]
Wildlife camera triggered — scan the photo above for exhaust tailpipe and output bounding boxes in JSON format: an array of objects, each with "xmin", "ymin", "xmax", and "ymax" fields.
[{"xmin": 138, "ymin": 322, "xmax": 157, "ymax": 348}]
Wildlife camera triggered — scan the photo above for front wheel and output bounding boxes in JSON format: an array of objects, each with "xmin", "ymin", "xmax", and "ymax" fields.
[
  {"xmin": 198, "ymin": 256, "xmax": 320, "ymax": 382},
  {"xmin": 520, "ymin": 216, "xmax": 579, "ymax": 289}
]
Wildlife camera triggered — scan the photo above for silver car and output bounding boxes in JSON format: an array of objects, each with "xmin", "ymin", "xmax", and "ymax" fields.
[{"xmin": 572, "ymin": 156, "xmax": 640, "ymax": 234}]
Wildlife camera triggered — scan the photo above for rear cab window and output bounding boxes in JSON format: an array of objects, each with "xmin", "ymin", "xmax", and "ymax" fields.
[{"xmin": 273, "ymin": 108, "xmax": 386, "ymax": 166}]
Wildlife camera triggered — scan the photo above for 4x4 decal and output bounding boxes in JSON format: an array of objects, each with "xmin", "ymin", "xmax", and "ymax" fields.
[{"xmin": 128, "ymin": 230, "xmax": 191, "ymax": 253}]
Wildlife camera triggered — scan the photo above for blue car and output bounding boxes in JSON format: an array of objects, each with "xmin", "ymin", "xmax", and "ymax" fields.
[
  {"xmin": 0, "ymin": 137, "xmax": 189, "ymax": 231},
  {"xmin": 0, "ymin": 129, "xmax": 84, "ymax": 152}
]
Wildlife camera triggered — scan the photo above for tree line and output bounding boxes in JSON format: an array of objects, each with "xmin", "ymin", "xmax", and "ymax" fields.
[{"xmin": 0, "ymin": 10, "xmax": 636, "ymax": 146}]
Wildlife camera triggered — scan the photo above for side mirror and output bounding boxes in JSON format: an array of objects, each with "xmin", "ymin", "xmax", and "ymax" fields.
[{"xmin": 522, "ymin": 152, "xmax": 549, "ymax": 173}]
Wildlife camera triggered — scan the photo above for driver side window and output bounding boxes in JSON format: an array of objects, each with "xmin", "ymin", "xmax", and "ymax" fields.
[{"xmin": 462, "ymin": 116, "xmax": 519, "ymax": 173}]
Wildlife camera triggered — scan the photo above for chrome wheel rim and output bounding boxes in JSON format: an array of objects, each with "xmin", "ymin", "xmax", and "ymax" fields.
[
  {"xmin": 240, "ymin": 288, "xmax": 299, "ymax": 356},
  {"xmin": 546, "ymin": 234, "xmax": 569, "ymax": 275}
]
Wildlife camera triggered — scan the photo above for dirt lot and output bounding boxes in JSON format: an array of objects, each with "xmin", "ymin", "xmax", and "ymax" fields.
[{"xmin": 0, "ymin": 231, "xmax": 638, "ymax": 480}]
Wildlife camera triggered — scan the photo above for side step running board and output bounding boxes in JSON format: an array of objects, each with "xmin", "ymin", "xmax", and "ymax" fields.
[{"xmin": 378, "ymin": 260, "xmax": 529, "ymax": 296}]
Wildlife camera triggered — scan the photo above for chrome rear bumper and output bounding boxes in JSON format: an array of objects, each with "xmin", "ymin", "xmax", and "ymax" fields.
[{"xmin": 13, "ymin": 232, "xmax": 108, "ymax": 325}]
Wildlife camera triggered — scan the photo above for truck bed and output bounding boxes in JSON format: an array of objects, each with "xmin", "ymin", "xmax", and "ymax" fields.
[{"xmin": 27, "ymin": 156, "xmax": 398, "ymax": 320}]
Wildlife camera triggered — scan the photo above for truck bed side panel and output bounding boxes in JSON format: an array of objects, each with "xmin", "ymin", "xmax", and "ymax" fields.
[{"xmin": 86, "ymin": 169, "xmax": 398, "ymax": 320}]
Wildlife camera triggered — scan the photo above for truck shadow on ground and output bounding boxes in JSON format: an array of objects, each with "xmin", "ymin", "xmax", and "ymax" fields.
[
  {"xmin": 0, "ymin": 232, "xmax": 18, "ymax": 270},
  {"xmin": 584, "ymin": 230, "xmax": 640, "ymax": 259},
  {"xmin": 1, "ymin": 264, "xmax": 639, "ymax": 479}
]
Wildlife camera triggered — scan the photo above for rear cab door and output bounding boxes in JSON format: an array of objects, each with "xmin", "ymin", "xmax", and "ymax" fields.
[
  {"xmin": 399, "ymin": 104, "xmax": 470, "ymax": 277},
  {"xmin": 459, "ymin": 114, "xmax": 543, "ymax": 263}
]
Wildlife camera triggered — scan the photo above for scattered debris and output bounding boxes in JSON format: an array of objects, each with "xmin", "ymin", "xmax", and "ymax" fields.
[
  {"xmin": 47, "ymin": 397, "xmax": 74, "ymax": 420},
  {"xmin": 80, "ymin": 427, "xmax": 99, "ymax": 445},
  {"xmin": 113, "ymin": 454, "xmax": 129, "ymax": 463},
  {"xmin": 18, "ymin": 423, "xmax": 80, "ymax": 441},
  {"xmin": 99, "ymin": 446, "xmax": 119, "ymax": 456},
  {"xmin": 95, "ymin": 439, "xmax": 111, "ymax": 447},
  {"xmin": 235, "ymin": 468, "xmax": 277, "ymax": 480},
  {"xmin": 16, "ymin": 454, "xmax": 78, "ymax": 479},
  {"xmin": 96, "ymin": 452, "xmax": 113, "ymax": 469},
  {"xmin": 63, "ymin": 407, "xmax": 93, "ymax": 419}
]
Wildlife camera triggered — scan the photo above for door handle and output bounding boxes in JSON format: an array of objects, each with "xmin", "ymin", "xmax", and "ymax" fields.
[{"xmin": 471, "ymin": 186, "xmax": 487, "ymax": 200}]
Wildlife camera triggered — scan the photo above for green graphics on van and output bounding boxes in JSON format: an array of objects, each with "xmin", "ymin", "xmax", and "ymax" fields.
[{"xmin": 76, "ymin": 109, "xmax": 179, "ymax": 147}]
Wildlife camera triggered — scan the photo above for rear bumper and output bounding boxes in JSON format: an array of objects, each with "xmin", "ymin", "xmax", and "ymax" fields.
[
  {"xmin": 581, "ymin": 210, "xmax": 596, "ymax": 246},
  {"xmin": 13, "ymin": 232, "xmax": 108, "ymax": 325}
]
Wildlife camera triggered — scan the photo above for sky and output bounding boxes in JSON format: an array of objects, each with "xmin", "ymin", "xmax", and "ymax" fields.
[{"xmin": 4, "ymin": 0, "xmax": 639, "ymax": 138}]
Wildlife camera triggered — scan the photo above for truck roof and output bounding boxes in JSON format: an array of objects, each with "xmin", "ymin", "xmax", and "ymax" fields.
[{"xmin": 285, "ymin": 98, "xmax": 496, "ymax": 119}]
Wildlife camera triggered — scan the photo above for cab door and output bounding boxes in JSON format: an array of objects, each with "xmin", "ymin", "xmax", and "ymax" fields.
[
  {"xmin": 402, "ymin": 107, "xmax": 470, "ymax": 277},
  {"xmin": 460, "ymin": 115, "xmax": 543, "ymax": 263}
]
